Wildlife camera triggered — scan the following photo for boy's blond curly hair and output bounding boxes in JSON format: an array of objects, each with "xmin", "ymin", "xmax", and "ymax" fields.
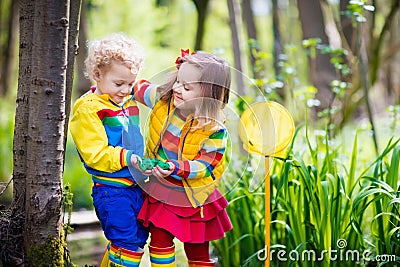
[{"xmin": 85, "ymin": 33, "xmax": 144, "ymax": 81}]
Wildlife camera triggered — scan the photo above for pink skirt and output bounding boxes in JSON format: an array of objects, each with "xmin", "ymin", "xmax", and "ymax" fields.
[{"xmin": 137, "ymin": 177, "xmax": 232, "ymax": 243}]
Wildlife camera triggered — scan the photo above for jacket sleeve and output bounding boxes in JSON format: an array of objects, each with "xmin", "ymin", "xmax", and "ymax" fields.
[
  {"xmin": 168, "ymin": 129, "xmax": 227, "ymax": 180},
  {"xmin": 69, "ymin": 102, "xmax": 131, "ymax": 172},
  {"xmin": 133, "ymin": 79, "xmax": 158, "ymax": 108}
]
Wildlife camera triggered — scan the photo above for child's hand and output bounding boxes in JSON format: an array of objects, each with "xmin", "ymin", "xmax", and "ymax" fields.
[
  {"xmin": 130, "ymin": 154, "xmax": 139, "ymax": 166},
  {"xmin": 151, "ymin": 162, "xmax": 174, "ymax": 179},
  {"xmin": 131, "ymin": 155, "xmax": 152, "ymax": 176}
]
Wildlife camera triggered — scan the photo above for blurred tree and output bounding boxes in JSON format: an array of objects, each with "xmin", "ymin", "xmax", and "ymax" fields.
[
  {"xmin": 156, "ymin": 0, "xmax": 176, "ymax": 6},
  {"xmin": 332, "ymin": 1, "xmax": 400, "ymax": 119},
  {"xmin": 193, "ymin": 0, "xmax": 210, "ymax": 50},
  {"xmin": 384, "ymin": 5, "xmax": 400, "ymax": 103},
  {"xmin": 153, "ymin": 0, "xmax": 209, "ymax": 51},
  {"xmin": 75, "ymin": 0, "xmax": 91, "ymax": 97},
  {"xmin": 340, "ymin": 0, "xmax": 355, "ymax": 52},
  {"xmin": 0, "ymin": 0, "xmax": 8, "ymax": 95},
  {"xmin": 242, "ymin": 0, "xmax": 260, "ymax": 80},
  {"xmin": 369, "ymin": 0, "xmax": 400, "ymax": 87},
  {"xmin": 359, "ymin": 0, "xmax": 399, "ymax": 153},
  {"xmin": 297, "ymin": 0, "xmax": 336, "ymax": 112},
  {"xmin": 329, "ymin": 0, "xmax": 400, "ymax": 149},
  {"xmin": 0, "ymin": 0, "xmax": 18, "ymax": 97},
  {"xmin": 272, "ymin": 0, "xmax": 283, "ymax": 82},
  {"xmin": 1, "ymin": 0, "xmax": 81, "ymax": 265},
  {"xmin": 227, "ymin": 0, "xmax": 246, "ymax": 95},
  {"xmin": 66, "ymin": 0, "xmax": 83, "ymax": 139}
]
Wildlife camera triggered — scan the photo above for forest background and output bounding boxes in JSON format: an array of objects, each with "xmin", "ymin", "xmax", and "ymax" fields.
[{"xmin": 0, "ymin": 0, "xmax": 399, "ymax": 266}]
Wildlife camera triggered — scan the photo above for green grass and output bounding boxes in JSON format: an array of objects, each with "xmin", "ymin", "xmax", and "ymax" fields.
[{"xmin": 212, "ymin": 119, "xmax": 399, "ymax": 267}]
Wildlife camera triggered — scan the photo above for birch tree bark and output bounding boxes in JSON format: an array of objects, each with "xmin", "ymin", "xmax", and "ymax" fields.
[{"xmin": 23, "ymin": 1, "xmax": 70, "ymax": 264}]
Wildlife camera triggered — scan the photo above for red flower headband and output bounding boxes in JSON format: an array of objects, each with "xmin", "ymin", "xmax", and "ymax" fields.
[{"xmin": 175, "ymin": 49, "xmax": 196, "ymax": 69}]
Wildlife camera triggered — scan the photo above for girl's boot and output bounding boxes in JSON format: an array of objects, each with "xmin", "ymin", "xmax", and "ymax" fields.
[
  {"xmin": 188, "ymin": 259, "xmax": 216, "ymax": 267},
  {"xmin": 149, "ymin": 245, "xmax": 176, "ymax": 267},
  {"xmin": 99, "ymin": 248, "xmax": 109, "ymax": 267},
  {"xmin": 108, "ymin": 243, "xmax": 144, "ymax": 267}
]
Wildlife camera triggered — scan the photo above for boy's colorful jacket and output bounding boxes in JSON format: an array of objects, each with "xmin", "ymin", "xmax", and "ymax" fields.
[{"xmin": 69, "ymin": 88, "xmax": 144, "ymax": 187}]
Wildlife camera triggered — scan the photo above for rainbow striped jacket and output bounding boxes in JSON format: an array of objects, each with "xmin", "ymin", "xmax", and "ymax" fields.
[{"xmin": 69, "ymin": 88, "xmax": 145, "ymax": 187}]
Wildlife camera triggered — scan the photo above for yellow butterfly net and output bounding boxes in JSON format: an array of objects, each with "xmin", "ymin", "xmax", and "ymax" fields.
[{"xmin": 239, "ymin": 101, "xmax": 295, "ymax": 157}]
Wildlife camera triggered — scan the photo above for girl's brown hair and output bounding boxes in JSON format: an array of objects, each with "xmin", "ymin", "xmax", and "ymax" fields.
[{"xmin": 158, "ymin": 52, "xmax": 231, "ymax": 127}]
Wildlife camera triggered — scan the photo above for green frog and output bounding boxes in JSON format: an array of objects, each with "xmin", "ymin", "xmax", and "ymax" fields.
[{"xmin": 137, "ymin": 157, "xmax": 171, "ymax": 171}]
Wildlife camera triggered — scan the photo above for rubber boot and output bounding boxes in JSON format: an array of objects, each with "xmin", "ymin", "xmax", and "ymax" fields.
[
  {"xmin": 108, "ymin": 243, "xmax": 144, "ymax": 267},
  {"xmin": 188, "ymin": 259, "xmax": 216, "ymax": 267},
  {"xmin": 149, "ymin": 245, "xmax": 176, "ymax": 267},
  {"xmin": 99, "ymin": 248, "xmax": 109, "ymax": 267}
]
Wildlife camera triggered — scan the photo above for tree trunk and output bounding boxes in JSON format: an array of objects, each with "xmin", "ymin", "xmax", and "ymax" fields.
[
  {"xmin": 192, "ymin": 0, "xmax": 210, "ymax": 51},
  {"xmin": 76, "ymin": 1, "xmax": 91, "ymax": 97},
  {"xmin": 339, "ymin": 0, "xmax": 355, "ymax": 52},
  {"xmin": 0, "ymin": 0, "xmax": 19, "ymax": 97},
  {"xmin": 386, "ymin": 5, "xmax": 400, "ymax": 103},
  {"xmin": 2, "ymin": 0, "xmax": 35, "ymax": 265},
  {"xmin": 227, "ymin": 0, "xmax": 246, "ymax": 95},
  {"xmin": 65, "ymin": 0, "xmax": 82, "ymax": 139},
  {"xmin": 297, "ymin": 0, "xmax": 336, "ymax": 111},
  {"xmin": 23, "ymin": 0, "xmax": 70, "ymax": 265},
  {"xmin": 0, "ymin": 0, "xmax": 6, "ymax": 96},
  {"xmin": 272, "ymin": 0, "xmax": 283, "ymax": 82},
  {"xmin": 241, "ymin": 0, "xmax": 260, "ymax": 80},
  {"xmin": 369, "ymin": 0, "xmax": 400, "ymax": 86}
]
